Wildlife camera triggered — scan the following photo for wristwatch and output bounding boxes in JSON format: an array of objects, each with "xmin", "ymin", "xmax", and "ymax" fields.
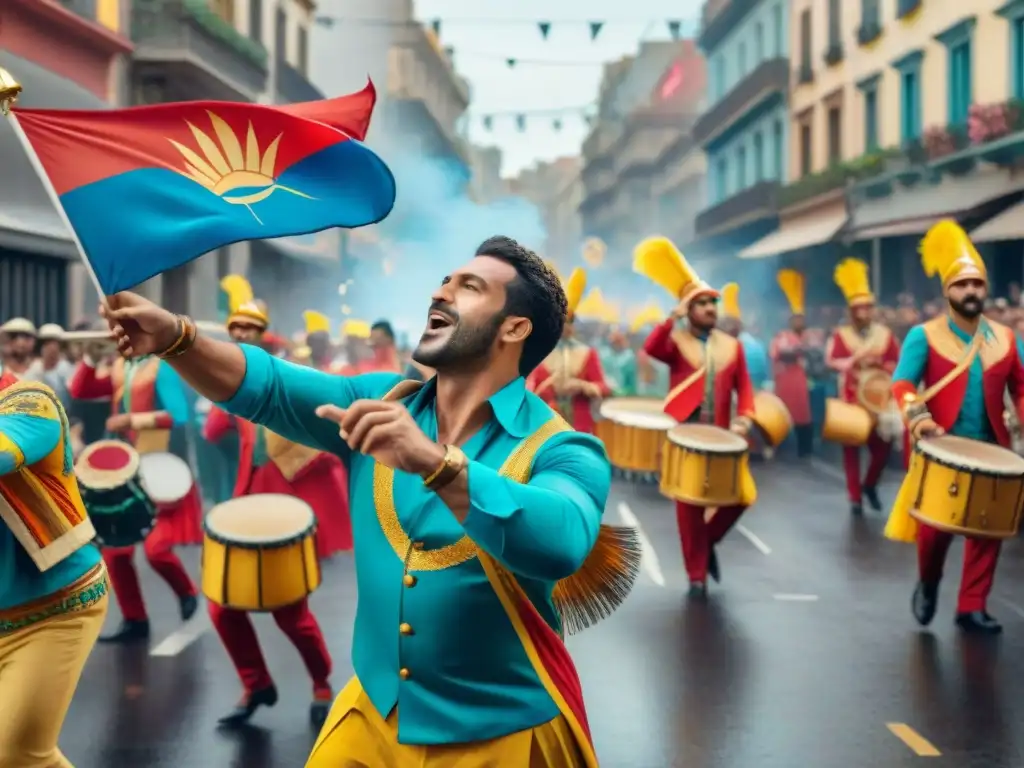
[{"xmin": 422, "ymin": 444, "xmax": 468, "ymax": 491}]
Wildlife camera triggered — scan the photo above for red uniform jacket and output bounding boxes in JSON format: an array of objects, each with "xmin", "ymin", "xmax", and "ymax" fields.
[
  {"xmin": 892, "ymin": 317, "xmax": 1024, "ymax": 449},
  {"xmin": 526, "ymin": 341, "xmax": 610, "ymax": 433},
  {"xmin": 643, "ymin": 319, "xmax": 755, "ymax": 426},
  {"xmin": 768, "ymin": 329, "xmax": 812, "ymax": 425},
  {"xmin": 203, "ymin": 406, "xmax": 352, "ymax": 556},
  {"xmin": 825, "ymin": 324, "xmax": 900, "ymax": 404}
]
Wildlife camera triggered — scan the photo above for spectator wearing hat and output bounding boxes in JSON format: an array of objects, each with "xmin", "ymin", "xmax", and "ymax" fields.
[{"xmin": 0, "ymin": 318, "xmax": 38, "ymax": 379}]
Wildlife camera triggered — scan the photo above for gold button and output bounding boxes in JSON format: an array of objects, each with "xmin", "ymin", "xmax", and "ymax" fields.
[
  {"xmin": 403, "ymin": 574, "xmax": 417, "ymax": 587},
  {"xmin": 412, "ymin": 541, "xmax": 425, "ymax": 551},
  {"xmin": 400, "ymin": 622, "xmax": 414, "ymax": 635},
  {"xmin": 399, "ymin": 667, "xmax": 410, "ymax": 680}
]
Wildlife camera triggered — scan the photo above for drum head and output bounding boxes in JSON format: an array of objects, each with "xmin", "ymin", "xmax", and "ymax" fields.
[
  {"xmin": 205, "ymin": 494, "xmax": 316, "ymax": 545},
  {"xmin": 858, "ymin": 370, "xmax": 893, "ymax": 414},
  {"xmin": 599, "ymin": 398, "xmax": 675, "ymax": 429},
  {"xmin": 918, "ymin": 435, "xmax": 1024, "ymax": 476},
  {"xmin": 667, "ymin": 423, "xmax": 748, "ymax": 453},
  {"xmin": 138, "ymin": 453, "xmax": 193, "ymax": 503},
  {"xmin": 75, "ymin": 440, "xmax": 140, "ymax": 490}
]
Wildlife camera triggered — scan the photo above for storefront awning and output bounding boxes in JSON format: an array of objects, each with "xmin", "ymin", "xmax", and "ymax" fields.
[
  {"xmin": 0, "ymin": 51, "xmax": 109, "ymax": 259},
  {"xmin": 738, "ymin": 209, "xmax": 847, "ymax": 259},
  {"xmin": 849, "ymin": 217, "xmax": 943, "ymax": 240},
  {"xmin": 968, "ymin": 200, "xmax": 1024, "ymax": 242}
]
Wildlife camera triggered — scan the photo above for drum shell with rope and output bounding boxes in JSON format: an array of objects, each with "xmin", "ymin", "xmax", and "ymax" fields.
[
  {"xmin": 202, "ymin": 494, "xmax": 321, "ymax": 611},
  {"xmin": 597, "ymin": 397, "xmax": 676, "ymax": 473},
  {"xmin": 660, "ymin": 424, "xmax": 748, "ymax": 507},
  {"xmin": 906, "ymin": 436, "xmax": 1024, "ymax": 539},
  {"xmin": 856, "ymin": 368, "xmax": 893, "ymax": 415},
  {"xmin": 822, "ymin": 398, "xmax": 874, "ymax": 447},
  {"xmin": 75, "ymin": 440, "xmax": 156, "ymax": 548},
  {"xmin": 751, "ymin": 391, "xmax": 792, "ymax": 448}
]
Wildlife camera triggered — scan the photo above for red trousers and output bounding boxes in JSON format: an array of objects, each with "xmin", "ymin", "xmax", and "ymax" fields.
[
  {"xmin": 843, "ymin": 431, "xmax": 891, "ymax": 503},
  {"xmin": 103, "ymin": 511, "xmax": 197, "ymax": 622},
  {"xmin": 675, "ymin": 502, "xmax": 746, "ymax": 582},
  {"xmin": 917, "ymin": 523, "xmax": 1001, "ymax": 614},
  {"xmin": 208, "ymin": 598, "xmax": 332, "ymax": 694}
]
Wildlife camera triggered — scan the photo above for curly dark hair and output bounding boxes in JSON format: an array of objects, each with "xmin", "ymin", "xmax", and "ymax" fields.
[{"xmin": 475, "ymin": 235, "xmax": 566, "ymax": 375}]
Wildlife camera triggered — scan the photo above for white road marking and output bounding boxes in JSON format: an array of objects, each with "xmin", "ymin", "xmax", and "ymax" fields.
[
  {"xmin": 809, "ymin": 457, "xmax": 847, "ymax": 483},
  {"xmin": 995, "ymin": 597, "xmax": 1024, "ymax": 620},
  {"xmin": 773, "ymin": 593, "xmax": 819, "ymax": 602},
  {"xmin": 150, "ymin": 612, "xmax": 210, "ymax": 657},
  {"xmin": 735, "ymin": 524, "xmax": 772, "ymax": 555},
  {"xmin": 617, "ymin": 501, "xmax": 666, "ymax": 587}
]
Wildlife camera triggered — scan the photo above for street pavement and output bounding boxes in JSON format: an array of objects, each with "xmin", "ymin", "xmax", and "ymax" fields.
[{"xmin": 59, "ymin": 456, "xmax": 1024, "ymax": 767}]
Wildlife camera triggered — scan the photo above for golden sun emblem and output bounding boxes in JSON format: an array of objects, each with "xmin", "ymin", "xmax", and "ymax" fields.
[{"xmin": 168, "ymin": 112, "xmax": 313, "ymax": 223}]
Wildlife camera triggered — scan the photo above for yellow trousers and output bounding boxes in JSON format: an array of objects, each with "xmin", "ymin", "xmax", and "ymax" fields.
[
  {"xmin": 0, "ymin": 595, "xmax": 108, "ymax": 768},
  {"xmin": 306, "ymin": 677, "xmax": 586, "ymax": 768}
]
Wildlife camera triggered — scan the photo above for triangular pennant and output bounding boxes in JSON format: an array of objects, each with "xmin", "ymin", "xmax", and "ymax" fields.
[
  {"xmin": 483, "ymin": 115, "xmax": 493, "ymax": 131},
  {"xmin": 516, "ymin": 115, "xmax": 526, "ymax": 132},
  {"xmin": 553, "ymin": 118, "xmax": 562, "ymax": 131},
  {"xmin": 585, "ymin": 114, "xmax": 595, "ymax": 126},
  {"xmin": 668, "ymin": 20, "xmax": 682, "ymax": 39},
  {"xmin": 431, "ymin": 19, "xmax": 441, "ymax": 36},
  {"xmin": 538, "ymin": 21, "xmax": 551, "ymax": 39},
  {"xmin": 444, "ymin": 46, "xmax": 454, "ymax": 60},
  {"xmin": 589, "ymin": 21, "xmax": 604, "ymax": 40},
  {"xmin": 506, "ymin": 57, "xmax": 517, "ymax": 68}
]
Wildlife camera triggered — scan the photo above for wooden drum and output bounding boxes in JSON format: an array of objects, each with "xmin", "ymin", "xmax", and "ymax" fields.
[
  {"xmin": 202, "ymin": 494, "xmax": 322, "ymax": 611},
  {"xmin": 906, "ymin": 436, "xmax": 1024, "ymax": 539},
  {"xmin": 751, "ymin": 391, "xmax": 792, "ymax": 447},
  {"xmin": 598, "ymin": 398, "xmax": 676, "ymax": 473},
  {"xmin": 822, "ymin": 398, "xmax": 874, "ymax": 447},
  {"xmin": 660, "ymin": 424, "xmax": 749, "ymax": 507}
]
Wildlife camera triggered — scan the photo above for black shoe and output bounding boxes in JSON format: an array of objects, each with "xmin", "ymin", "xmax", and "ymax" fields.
[
  {"xmin": 98, "ymin": 619, "xmax": 150, "ymax": 644},
  {"xmin": 955, "ymin": 611, "xmax": 1003, "ymax": 635},
  {"xmin": 912, "ymin": 581, "xmax": 939, "ymax": 626},
  {"xmin": 863, "ymin": 486, "xmax": 882, "ymax": 511},
  {"xmin": 688, "ymin": 581, "xmax": 707, "ymax": 599},
  {"xmin": 708, "ymin": 548, "xmax": 721, "ymax": 584},
  {"xmin": 310, "ymin": 695, "xmax": 331, "ymax": 729},
  {"xmin": 179, "ymin": 594, "xmax": 198, "ymax": 622},
  {"xmin": 218, "ymin": 686, "xmax": 279, "ymax": 726},
  {"xmin": 850, "ymin": 503, "xmax": 864, "ymax": 516}
]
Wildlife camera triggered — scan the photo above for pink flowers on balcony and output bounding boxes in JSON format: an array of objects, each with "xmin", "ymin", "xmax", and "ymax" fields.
[
  {"xmin": 923, "ymin": 126, "xmax": 958, "ymax": 160},
  {"xmin": 968, "ymin": 102, "xmax": 1018, "ymax": 144}
]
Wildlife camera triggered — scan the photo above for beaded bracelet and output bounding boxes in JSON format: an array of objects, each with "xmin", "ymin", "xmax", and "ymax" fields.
[{"xmin": 158, "ymin": 315, "xmax": 198, "ymax": 359}]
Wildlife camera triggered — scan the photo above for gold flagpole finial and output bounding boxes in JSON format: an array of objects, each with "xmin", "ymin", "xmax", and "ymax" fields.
[{"xmin": 0, "ymin": 68, "xmax": 22, "ymax": 116}]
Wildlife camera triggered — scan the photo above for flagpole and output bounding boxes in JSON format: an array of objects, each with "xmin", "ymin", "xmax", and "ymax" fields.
[{"xmin": 0, "ymin": 68, "xmax": 109, "ymax": 307}]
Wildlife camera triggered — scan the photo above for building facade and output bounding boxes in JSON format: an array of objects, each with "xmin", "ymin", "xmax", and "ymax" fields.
[
  {"xmin": 692, "ymin": 0, "xmax": 789, "ymax": 278},
  {"xmin": 0, "ymin": 0, "xmax": 132, "ymax": 327},
  {"xmin": 468, "ymin": 144, "xmax": 506, "ymax": 204}
]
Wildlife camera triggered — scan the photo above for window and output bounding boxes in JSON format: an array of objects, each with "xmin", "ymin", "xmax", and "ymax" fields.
[
  {"xmin": 800, "ymin": 121, "xmax": 813, "ymax": 176},
  {"xmin": 947, "ymin": 40, "xmax": 971, "ymax": 124},
  {"xmin": 800, "ymin": 10, "xmax": 812, "ymax": 69},
  {"xmin": 737, "ymin": 145, "xmax": 748, "ymax": 189},
  {"xmin": 901, "ymin": 69, "xmax": 921, "ymax": 141},
  {"xmin": 715, "ymin": 157, "xmax": 729, "ymax": 202},
  {"xmin": 864, "ymin": 86, "xmax": 879, "ymax": 150},
  {"xmin": 248, "ymin": 0, "xmax": 262, "ymax": 42},
  {"xmin": 738, "ymin": 42, "xmax": 748, "ymax": 76},
  {"xmin": 828, "ymin": 0, "xmax": 841, "ymax": 47},
  {"xmin": 298, "ymin": 26, "xmax": 309, "ymax": 74},
  {"xmin": 772, "ymin": 119, "xmax": 784, "ymax": 179},
  {"xmin": 275, "ymin": 6, "xmax": 287, "ymax": 64},
  {"xmin": 862, "ymin": 0, "xmax": 880, "ymax": 28},
  {"xmin": 827, "ymin": 106, "xmax": 842, "ymax": 164},
  {"xmin": 1014, "ymin": 16, "xmax": 1024, "ymax": 99},
  {"xmin": 773, "ymin": 5, "xmax": 783, "ymax": 56},
  {"xmin": 754, "ymin": 21, "xmax": 765, "ymax": 63},
  {"xmin": 715, "ymin": 55, "xmax": 726, "ymax": 99},
  {"xmin": 211, "ymin": 0, "xmax": 234, "ymax": 24},
  {"xmin": 753, "ymin": 131, "xmax": 765, "ymax": 181}
]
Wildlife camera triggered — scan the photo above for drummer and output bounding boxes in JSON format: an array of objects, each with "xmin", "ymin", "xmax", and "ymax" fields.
[
  {"xmin": 202, "ymin": 286, "xmax": 339, "ymax": 728},
  {"xmin": 68, "ymin": 323, "xmax": 201, "ymax": 643},
  {"xmin": 526, "ymin": 267, "xmax": 610, "ymax": 433},
  {"xmin": 824, "ymin": 259, "xmax": 900, "ymax": 515},
  {"xmin": 635, "ymin": 237, "xmax": 757, "ymax": 597},
  {"xmin": 885, "ymin": 220, "xmax": 1024, "ymax": 635}
]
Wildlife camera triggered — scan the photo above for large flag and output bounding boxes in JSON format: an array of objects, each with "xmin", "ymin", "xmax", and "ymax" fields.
[
  {"xmin": 281, "ymin": 80, "xmax": 377, "ymax": 141},
  {"xmin": 13, "ymin": 93, "xmax": 395, "ymax": 294}
]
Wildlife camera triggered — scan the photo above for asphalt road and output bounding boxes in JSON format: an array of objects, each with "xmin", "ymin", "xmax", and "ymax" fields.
[{"xmin": 58, "ymin": 456, "xmax": 1024, "ymax": 767}]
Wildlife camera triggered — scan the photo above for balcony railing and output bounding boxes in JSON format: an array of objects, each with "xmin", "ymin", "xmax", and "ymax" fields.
[
  {"xmin": 693, "ymin": 58, "xmax": 788, "ymax": 147},
  {"xmin": 132, "ymin": 0, "xmax": 268, "ymax": 100},
  {"xmin": 700, "ymin": 0, "xmax": 757, "ymax": 52},
  {"xmin": 277, "ymin": 61, "xmax": 322, "ymax": 104},
  {"xmin": 694, "ymin": 180, "xmax": 778, "ymax": 238},
  {"xmin": 59, "ymin": 0, "xmax": 98, "ymax": 19}
]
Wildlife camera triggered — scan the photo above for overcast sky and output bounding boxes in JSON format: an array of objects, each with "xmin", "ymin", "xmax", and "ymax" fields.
[{"xmin": 413, "ymin": 0, "xmax": 703, "ymax": 177}]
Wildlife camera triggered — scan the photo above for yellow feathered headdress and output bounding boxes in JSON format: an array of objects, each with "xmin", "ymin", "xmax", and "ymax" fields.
[
  {"xmin": 562, "ymin": 267, "xmax": 587, "ymax": 318},
  {"xmin": 776, "ymin": 269, "xmax": 805, "ymax": 316},
  {"xmin": 633, "ymin": 236, "xmax": 717, "ymax": 305},
  {"xmin": 341, "ymin": 319, "xmax": 371, "ymax": 339},
  {"xmin": 833, "ymin": 258, "xmax": 875, "ymax": 307},
  {"xmin": 720, "ymin": 283, "xmax": 741, "ymax": 320},
  {"xmin": 575, "ymin": 288, "xmax": 607, "ymax": 320},
  {"xmin": 920, "ymin": 219, "xmax": 987, "ymax": 288},
  {"xmin": 221, "ymin": 274, "xmax": 269, "ymax": 330},
  {"xmin": 629, "ymin": 302, "xmax": 667, "ymax": 333},
  {"xmin": 303, "ymin": 310, "xmax": 331, "ymax": 336}
]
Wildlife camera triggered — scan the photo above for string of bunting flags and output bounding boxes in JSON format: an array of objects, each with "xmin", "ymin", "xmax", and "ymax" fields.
[
  {"xmin": 474, "ymin": 105, "xmax": 596, "ymax": 133},
  {"xmin": 427, "ymin": 18, "xmax": 691, "ymax": 43}
]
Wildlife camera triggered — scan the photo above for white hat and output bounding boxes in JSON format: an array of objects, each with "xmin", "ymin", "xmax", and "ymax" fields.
[
  {"xmin": 38, "ymin": 323, "xmax": 65, "ymax": 340},
  {"xmin": 0, "ymin": 318, "xmax": 37, "ymax": 336}
]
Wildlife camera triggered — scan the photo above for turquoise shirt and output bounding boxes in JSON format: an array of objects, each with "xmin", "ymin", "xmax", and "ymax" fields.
[
  {"xmin": 739, "ymin": 331, "xmax": 771, "ymax": 389},
  {"xmin": 219, "ymin": 346, "xmax": 610, "ymax": 745},
  {"xmin": 599, "ymin": 346, "xmax": 637, "ymax": 396},
  {"xmin": 893, "ymin": 319, "xmax": 994, "ymax": 441},
  {"xmin": 0, "ymin": 392, "xmax": 101, "ymax": 611}
]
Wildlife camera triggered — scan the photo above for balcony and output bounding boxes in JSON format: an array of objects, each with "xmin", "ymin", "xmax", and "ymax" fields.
[
  {"xmin": 277, "ymin": 61, "xmax": 323, "ymax": 104},
  {"xmin": 796, "ymin": 62, "xmax": 814, "ymax": 85},
  {"xmin": 824, "ymin": 42, "xmax": 844, "ymax": 66},
  {"xmin": 897, "ymin": 0, "xmax": 922, "ymax": 19},
  {"xmin": 695, "ymin": 180, "xmax": 778, "ymax": 238},
  {"xmin": 131, "ymin": 0, "xmax": 268, "ymax": 103},
  {"xmin": 58, "ymin": 0, "xmax": 98, "ymax": 19},
  {"xmin": 693, "ymin": 58, "xmax": 788, "ymax": 148}
]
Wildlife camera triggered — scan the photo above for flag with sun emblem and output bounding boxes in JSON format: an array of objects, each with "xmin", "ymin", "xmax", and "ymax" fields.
[{"xmin": 13, "ymin": 95, "xmax": 396, "ymax": 294}]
